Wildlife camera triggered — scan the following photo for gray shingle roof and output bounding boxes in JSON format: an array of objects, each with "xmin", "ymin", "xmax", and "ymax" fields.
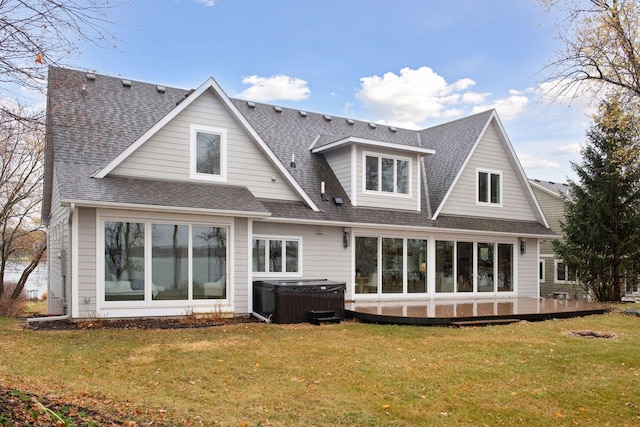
[
  {"xmin": 44, "ymin": 67, "xmax": 267, "ymax": 217},
  {"xmin": 43, "ymin": 67, "xmax": 551, "ymax": 236},
  {"xmin": 421, "ymin": 110, "xmax": 494, "ymax": 214},
  {"xmin": 529, "ymin": 178, "xmax": 571, "ymax": 199}
]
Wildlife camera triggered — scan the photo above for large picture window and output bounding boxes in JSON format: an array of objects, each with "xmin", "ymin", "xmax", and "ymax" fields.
[
  {"xmin": 103, "ymin": 220, "xmax": 228, "ymax": 303},
  {"xmin": 435, "ymin": 240, "xmax": 514, "ymax": 294},
  {"xmin": 190, "ymin": 124, "xmax": 226, "ymax": 181},
  {"xmin": 104, "ymin": 221, "xmax": 145, "ymax": 301},
  {"xmin": 356, "ymin": 237, "xmax": 428, "ymax": 295},
  {"xmin": 252, "ymin": 237, "xmax": 301, "ymax": 275},
  {"xmin": 364, "ymin": 153, "xmax": 410, "ymax": 195}
]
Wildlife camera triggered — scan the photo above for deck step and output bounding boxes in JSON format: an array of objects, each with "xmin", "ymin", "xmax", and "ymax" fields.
[
  {"xmin": 308, "ymin": 310, "xmax": 341, "ymax": 325},
  {"xmin": 452, "ymin": 318, "xmax": 520, "ymax": 327}
]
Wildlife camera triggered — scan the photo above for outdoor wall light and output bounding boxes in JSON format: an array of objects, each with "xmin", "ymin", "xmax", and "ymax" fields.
[
  {"xmin": 343, "ymin": 227, "xmax": 351, "ymax": 248},
  {"xmin": 520, "ymin": 239, "xmax": 527, "ymax": 255}
]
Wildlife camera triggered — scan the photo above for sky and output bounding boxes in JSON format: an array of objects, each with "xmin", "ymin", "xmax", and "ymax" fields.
[{"xmin": 45, "ymin": 0, "xmax": 598, "ymax": 183}]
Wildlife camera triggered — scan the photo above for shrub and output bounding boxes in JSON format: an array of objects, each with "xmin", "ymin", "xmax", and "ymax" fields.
[
  {"xmin": 41, "ymin": 291, "xmax": 48, "ymax": 301},
  {"xmin": 0, "ymin": 283, "xmax": 28, "ymax": 317}
]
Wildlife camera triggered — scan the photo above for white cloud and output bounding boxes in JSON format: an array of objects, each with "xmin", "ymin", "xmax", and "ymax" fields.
[
  {"xmin": 196, "ymin": 0, "xmax": 216, "ymax": 6},
  {"xmin": 355, "ymin": 67, "xmax": 477, "ymax": 127},
  {"xmin": 355, "ymin": 66, "xmax": 535, "ymax": 128},
  {"xmin": 517, "ymin": 153, "xmax": 561, "ymax": 169},
  {"xmin": 237, "ymin": 75, "xmax": 310, "ymax": 102},
  {"xmin": 554, "ymin": 143, "xmax": 582, "ymax": 155},
  {"xmin": 471, "ymin": 94, "xmax": 529, "ymax": 121}
]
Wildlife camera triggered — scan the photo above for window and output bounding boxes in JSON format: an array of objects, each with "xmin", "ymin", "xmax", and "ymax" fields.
[
  {"xmin": 554, "ymin": 259, "xmax": 576, "ymax": 284},
  {"xmin": 355, "ymin": 237, "xmax": 378, "ymax": 294},
  {"xmin": 382, "ymin": 238, "xmax": 403, "ymax": 293},
  {"xmin": 103, "ymin": 220, "xmax": 228, "ymax": 303},
  {"xmin": 364, "ymin": 154, "xmax": 410, "ymax": 195},
  {"xmin": 435, "ymin": 241, "xmax": 454, "ymax": 293},
  {"xmin": 477, "ymin": 170, "xmax": 501, "ymax": 205},
  {"xmin": 539, "ymin": 259, "xmax": 546, "ymax": 282},
  {"xmin": 190, "ymin": 124, "xmax": 226, "ymax": 181},
  {"xmin": 407, "ymin": 239, "xmax": 428, "ymax": 293},
  {"xmin": 252, "ymin": 237, "xmax": 301, "ymax": 275},
  {"xmin": 356, "ymin": 236, "xmax": 426, "ymax": 295},
  {"xmin": 456, "ymin": 242, "xmax": 474, "ymax": 293},
  {"xmin": 435, "ymin": 240, "xmax": 515, "ymax": 294},
  {"xmin": 104, "ymin": 221, "xmax": 145, "ymax": 301},
  {"xmin": 497, "ymin": 243, "xmax": 513, "ymax": 292}
]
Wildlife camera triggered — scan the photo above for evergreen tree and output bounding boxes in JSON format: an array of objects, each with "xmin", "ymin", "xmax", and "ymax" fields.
[{"xmin": 554, "ymin": 97, "xmax": 640, "ymax": 301}]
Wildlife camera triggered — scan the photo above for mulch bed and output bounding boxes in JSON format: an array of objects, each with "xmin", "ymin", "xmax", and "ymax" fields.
[{"xmin": 23, "ymin": 315, "xmax": 259, "ymax": 331}]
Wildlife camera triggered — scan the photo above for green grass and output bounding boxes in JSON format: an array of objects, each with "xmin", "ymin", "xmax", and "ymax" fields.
[{"xmin": 1, "ymin": 308, "xmax": 639, "ymax": 426}]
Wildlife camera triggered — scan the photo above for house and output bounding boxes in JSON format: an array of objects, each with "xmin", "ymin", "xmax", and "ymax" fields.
[
  {"xmin": 528, "ymin": 179, "xmax": 578, "ymax": 299},
  {"xmin": 42, "ymin": 67, "xmax": 554, "ymax": 319}
]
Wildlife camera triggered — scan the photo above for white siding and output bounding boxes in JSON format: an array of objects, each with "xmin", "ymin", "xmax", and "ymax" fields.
[
  {"xmin": 355, "ymin": 146, "xmax": 420, "ymax": 211},
  {"xmin": 251, "ymin": 221, "xmax": 352, "ymax": 296},
  {"xmin": 46, "ymin": 170, "xmax": 70, "ymax": 314},
  {"xmin": 517, "ymin": 237, "xmax": 538, "ymax": 297},
  {"xmin": 233, "ymin": 217, "xmax": 249, "ymax": 314},
  {"xmin": 323, "ymin": 146, "xmax": 352, "ymax": 201},
  {"xmin": 112, "ymin": 89, "xmax": 300, "ymax": 201},
  {"xmin": 439, "ymin": 121, "xmax": 539, "ymax": 221},
  {"xmin": 77, "ymin": 207, "xmax": 97, "ymax": 317}
]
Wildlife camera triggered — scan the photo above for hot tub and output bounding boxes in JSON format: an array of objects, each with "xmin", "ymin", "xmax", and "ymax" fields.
[{"xmin": 253, "ymin": 279, "xmax": 346, "ymax": 324}]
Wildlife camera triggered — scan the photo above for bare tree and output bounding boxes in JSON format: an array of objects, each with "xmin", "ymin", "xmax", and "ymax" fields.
[
  {"xmin": 542, "ymin": 0, "xmax": 640, "ymax": 105},
  {"xmin": 0, "ymin": 104, "xmax": 45, "ymax": 300},
  {"xmin": 0, "ymin": 0, "xmax": 122, "ymax": 120}
]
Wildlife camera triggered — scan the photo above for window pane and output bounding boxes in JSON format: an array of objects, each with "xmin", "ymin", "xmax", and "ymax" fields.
[
  {"xmin": 104, "ymin": 221, "xmax": 145, "ymax": 301},
  {"xmin": 478, "ymin": 172, "xmax": 488, "ymax": 203},
  {"xmin": 490, "ymin": 173, "xmax": 500, "ymax": 204},
  {"xmin": 382, "ymin": 238, "xmax": 403, "ymax": 293},
  {"xmin": 252, "ymin": 239, "xmax": 265, "ymax": 272},
  {"xmin": 436, "ymin": 240, "xmax": 454, "ymax": 293},
  {"xmin": 477, "ymin": 242, "xmax": 494, "ymax": 292},
  {"xmin": 456, "ymin": 242, "xmax": 474, "ymax": 292},
  {"xmin": 381, "ymin": 158, "xmax": 394, "ymax": 192},
  {"xmin": 152, "ymin": 224, "xmax": 188, "ymax": 300},
  {"xmin": 193, "ymin": 226, "xmax": 227, "ymax": 300},
  {"xmin": 355, "ymin": 237, "xmax": 378, "ymax": 294},
  {"xmin": 397, "ymin": 160, "xmax": 409, "ymax": 194},
  {"xmin": 365, "ymin": 156, "xmax": 378, "ymax": 191},
  {"xmin": 556, "ymin": 261, "xmax": 566, "ymax": 281},
  {"xmin": 498, "ymin": 243, "xmax": 513, "ymax": 292},
  {"xmin": 196, "ymin": 131, "xmax": 221, "ymax": 175},
  {"xmin": 286, "ymin": 240, "xmax": 299, "ymax": 273},
  {"xmin": 269, "ymin": 240, "xmax": 282, "ymax": 273},
  {"xmin": 408, "ymin": 239, "xmax": 428, "ymax": 293}
]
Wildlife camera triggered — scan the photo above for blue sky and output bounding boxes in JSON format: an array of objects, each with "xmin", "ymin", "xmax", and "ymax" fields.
[{"xmin": 64, "ymin": 0, "xmax": 593, "ymax": 183}]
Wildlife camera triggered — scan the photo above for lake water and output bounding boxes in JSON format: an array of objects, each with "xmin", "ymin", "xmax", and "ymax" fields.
[{"xmin": 4, "ymin": 262, "xmax": 47, "ymax": 299}]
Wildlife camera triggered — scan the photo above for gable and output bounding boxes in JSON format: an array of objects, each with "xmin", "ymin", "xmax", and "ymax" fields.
[
  {"xmin": 111, "ymin": 89, "xmax": 301, "ymax": 202},
  {"xmin": 437, "ymin": 120, "xmax": 543, "ymax": 222}
]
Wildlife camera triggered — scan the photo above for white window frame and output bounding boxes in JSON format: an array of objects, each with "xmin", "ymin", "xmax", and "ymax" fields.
[
  {"xmin": 190, "ymin": 124, "xmax": 227, "ymax": 182},
  {"xmin": 476, "ymin": 168, "xmax": 503, "ymax": 207},
  {"xmin": 539, "ymin": 259, "xmax": 546, "ymax": 283},
  {"xmin": 553, "ymin": 259, "xmax": 575, "ymax": 284},
  {"xmin": 362, "ymin": 151, "xmax": 412, "ymax": 197},
  {"xmin": 252, "ymin": 235, "xmax": 303, "ymax": 277},
  {"xmin": 98, "ymin": 215, "xmax": 231, "ymax": 309}
]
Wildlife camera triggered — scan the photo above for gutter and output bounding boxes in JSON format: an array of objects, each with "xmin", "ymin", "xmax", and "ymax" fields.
[{"xmin": 27, "ymin": 202, "xmax": 75, "ymax": 324}]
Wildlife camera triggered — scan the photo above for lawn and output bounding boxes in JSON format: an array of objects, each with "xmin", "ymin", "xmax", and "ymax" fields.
[{"xmin": 0, "ymin": 309, "xmax": 639, "ymax": 426}]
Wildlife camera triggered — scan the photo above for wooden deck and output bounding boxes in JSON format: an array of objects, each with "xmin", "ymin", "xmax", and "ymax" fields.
[{"xmin": 345, "ymin": 298, "xmax": 612, "ymax": 326}]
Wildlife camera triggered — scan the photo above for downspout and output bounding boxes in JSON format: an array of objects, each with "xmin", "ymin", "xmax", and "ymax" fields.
[{"xmin": 27, "ymin": 202, "xmax": 75, "ymax": 324}]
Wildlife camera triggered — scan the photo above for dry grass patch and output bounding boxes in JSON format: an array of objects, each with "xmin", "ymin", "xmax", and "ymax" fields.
[{"xmin": 0, "ymin": 311, "xmax": 639, "ymax": 425}]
